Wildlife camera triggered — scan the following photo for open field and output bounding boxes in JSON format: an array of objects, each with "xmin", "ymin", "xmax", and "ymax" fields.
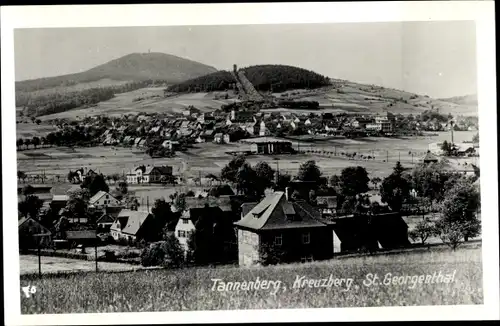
[
  {"xmin": 16, "ymin": 123, "xmax": 59, "ymax": 139},
  {"xmin": 17, "ymin": 131, "xmax": 479, "ymax": 203},
  {"xmin": 20, "ymin": 247, "xmax": 482, "ymax": 313},
  {"xmin": 19, "ymin": 255, "xmax": 151, "ymax": 276},
  {"xmin": 37, "ymin": 87, "xmax": 240, "ymax": 121}
]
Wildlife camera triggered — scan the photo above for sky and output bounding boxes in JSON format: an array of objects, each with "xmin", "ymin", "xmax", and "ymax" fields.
[{"xmin": 14, "ymin": 21, "xmax": 477, "ymax": 98}]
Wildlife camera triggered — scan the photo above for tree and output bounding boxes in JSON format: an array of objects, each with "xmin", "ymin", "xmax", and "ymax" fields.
[
  {"xmin": 24, "ymin": 138, "xmax": 31, "ymax": 149},
  {"xmin": 151, "ymin": 198, "xmax": 176, "ymax": 238},
  {"xmin": 435, "ymin": 178, "xmax": 481, "ymax": 250},
  {"xmin": 140, "ymin": 238, "xmax": 185, "ymax": 268},
  {"xmin": 172, "ymin": 192, "xmax": 187, "ymax": 212},
  {"xmin": 411, "ymin": 163, "xmax": 452, "ymax": 203},
  {"xmin": 208, "ymin": 184, "xmax": 234, "ymax": 197},
  {"xmin": 21, "ymin": 185, "xmax": 35, "ymax": 196},
  {"xmin": 16, "ymin": 138, "xmax": 24, "ymax": 149},
  {"xmin": 235, "ymin": 163, "xmax": 259, "ymax": 197},
  {"xmin": 380, "ymin": 162, "xmax": 412, "ymax": 212},
  {"xmin": 339, "ymin": 166, "xmax": 369, "ymax": 197},
  {"xmin": 308, "ymin": 189, "xmax": 317, "ymax": 205},
  {"xmin": 31, "ymin": 137, "xmax": 41, "ymax": 149},
  {"xmin": 472, "ymin": 133, "xmax": 479, "ymax": 143},
  {"xmin": 18, "ymin": 195, "xmax": 43, "ymax": 219},
  {"xmin": 297, "ymin": 160, "xmax": 322, "ymax": 184},
  {"xmin": 408, "ymin": 219, "xmax": 437, "ymax": 245},
  {"xmin": 117, "ymin": 181, "xmax": 128, "ymax": 195},
  {"xmin": 254, "ymin": 161, "xmax": 275, "ymax": 195},
  {"xmin": 81, "ymin": 173, "xmax": 109, "ymax": 196},
  {"xmin": 221, "ymin": 155, "xmax": 247, "ymax": 183},
  {"xmin": 64, "ymin": 188, "xmax": 91, "ymax": 224},
  {"xmin": 370, "ymin": 177, "xmax": 382, "ymax": 190},
  {"xmin": 275, "ymin": 173, "xmax": 292, "ymax": 191},
  {"xmin": 17, "ymin": 171, "xmax": 27, "ymax": 183}
]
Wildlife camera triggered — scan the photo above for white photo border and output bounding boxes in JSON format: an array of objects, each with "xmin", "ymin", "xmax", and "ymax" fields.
[{"xmin": 2, "ymin": 1, "xmax": 498, "ymax": 324}]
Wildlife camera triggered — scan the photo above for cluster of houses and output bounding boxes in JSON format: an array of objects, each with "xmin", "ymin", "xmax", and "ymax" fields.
[{"xmin": 19, "ymin": 166, "xmax": 413, "ymax": 266}]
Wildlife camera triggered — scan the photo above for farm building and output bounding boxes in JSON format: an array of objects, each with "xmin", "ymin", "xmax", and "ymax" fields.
[
  {"xmin": 242, "ymin": 138, "xmax": 293, "ymax": 155},
  {"xmin": 96, "ymin": 206, "xmax": 122, "ymax": 233},
  {"xmin": 18, "ymin": 217, "xmax": 52, "ymax": 250},
  {"xmin": 330, "ymin": 212, "xmax": 410, "ymax": 253},
  {"xmin": 234, "ymin": 190, "xmax": 335, "ymax": 266},
  {"xmin": 422, "ymin": 151, "xmax": 439, "ymax": 164},
  {"xmin": 110, "ymin": 209, "xmax": 158, "ymax": 243},
  {"xmin": 174, "ymin": 196, "xmax": 244, "ymax": 262},
  {"xmin": 65, "ymin": 230, "xmax": 98, "ymax": 248},
  {"xmin": 126, "ymin": 165, "xmax": 173, "ymax": 184},
  {"xmin": 89, "ymin": 191, "xmax": 121, "ymax": 209}
]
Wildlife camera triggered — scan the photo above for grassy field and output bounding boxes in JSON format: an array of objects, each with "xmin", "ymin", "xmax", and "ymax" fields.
[
  {"xmin": 37, "ymin": 87, "xmax": 239, "ymax": 121},
  {"xmin": 20, "ymin": 247, "xmax": 482, "ymax": 313},
  {"xmin": 20, "ymin": 254, "xmax": 147, "ymax": 276}
]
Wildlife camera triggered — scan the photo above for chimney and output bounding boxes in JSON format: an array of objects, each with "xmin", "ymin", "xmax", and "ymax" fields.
[{"xmin": 285, "ymin": 187, "xmax": 291, "ymax": 201}]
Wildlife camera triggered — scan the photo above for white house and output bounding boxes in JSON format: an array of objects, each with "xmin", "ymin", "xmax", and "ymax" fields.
[
  {"xmin": 89, "ymin": 191, "xmax": 121, "ymax": 209},
  {"xmin": 259, "ymin": 120, "xmax": 269, "ymax": 136},
  {"xmin": 110, "ymin": 209, "xmax": 154, "ymax": 243},
  {"xmin": 126, "ymin": 165, "xmax": 173, "ymax": 184}
]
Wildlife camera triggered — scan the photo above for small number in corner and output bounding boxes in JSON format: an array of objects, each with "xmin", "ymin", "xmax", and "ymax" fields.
[{"xmin": 21, "ymin": 285, "xmax": 37, "ymax": 298}]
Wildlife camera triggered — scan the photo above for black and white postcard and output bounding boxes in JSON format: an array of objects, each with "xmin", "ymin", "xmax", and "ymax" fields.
[{"xmin": 2, "ymin": 2, "xmax": 498, "ymax": 324}]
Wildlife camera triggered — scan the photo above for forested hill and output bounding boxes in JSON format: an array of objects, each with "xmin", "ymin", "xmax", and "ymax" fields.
[
  {"xmin": 167, "ymin": 65, "xmax": 331, "ymax": 93},
  {"xmin": 16, "ymin": 52, "xmax": 217, "ymax": 93}
]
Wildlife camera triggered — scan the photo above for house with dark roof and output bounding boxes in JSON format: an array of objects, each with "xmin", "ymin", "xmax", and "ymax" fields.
[
  {"xmin": 18, "ymin": 217, "xmax": 52, "ymax": 250},
  {"xmin": 97, "ymin": 206, "xmax": 123, "ymax": 232},
  {"xmin": 174, "ymin": 195, "xmax": 246, "ymax": 261},
  {"xmin": 423, "ymin": 150, "xmax": 439, "ymax": 164},
  {"xmin": 316, "ymin": 196, "xmax": 337, "ymax": 217},
  {"xmin": 109, "ymin": 209, "xmax": 157, "ymax": 243},
  {"xmin": 330, "ymin": 212, "xmax": 410, "ymax": 253},
  {"xmin": 126, "ymin": 165, "xmax": 173, "ymax": 184},
  {"xmin": 234, "ymin": 190, "xmax": 335, "ymax": 266}
]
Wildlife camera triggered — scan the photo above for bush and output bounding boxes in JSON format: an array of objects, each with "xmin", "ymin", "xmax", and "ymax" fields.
[{"xmin": 140, "ymin": 235, "xmax": 185, "ymax": 268}]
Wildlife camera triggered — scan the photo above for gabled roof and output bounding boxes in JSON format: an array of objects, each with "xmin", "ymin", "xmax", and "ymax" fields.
[
  {"xmin": 241, "ymin": 202, "xmax": 258, "ymax": 217},
  {"xmin": 234, "ymin": 192, "xmax": 328, "ymax": 231},
  {"xmin": 18, "ymin": 216, "xmax": 50, "ymax": 231},
  {"xmin": 89, "ymin": 191, "xmax": 116, "ymax": 204},
  {"xmin": 110, "ymin": 209, "xmax": 152, "ymax": 236},
  {"xmin": 423, "ymin": 151, "xmax": 439, "ymax": 162}
]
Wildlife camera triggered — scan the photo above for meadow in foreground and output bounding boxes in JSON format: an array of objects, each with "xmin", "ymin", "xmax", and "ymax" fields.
[{"xmin": 20, "ymin": 247, "xmax": 483, "ymax": 314}]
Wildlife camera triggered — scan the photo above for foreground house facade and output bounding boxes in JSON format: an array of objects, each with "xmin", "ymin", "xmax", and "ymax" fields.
[
  {"xmin": 18, "ymin": 217, "xmax": 52, "ymax": 250},
  {"xmin": 234, "ymin": 191, "xmax": 334, "ymax": 266}
]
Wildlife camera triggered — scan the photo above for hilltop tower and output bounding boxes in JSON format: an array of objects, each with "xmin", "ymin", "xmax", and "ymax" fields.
[{"xmin": 233, "ymin": 64, "xmax": 238, "ymax": 73}]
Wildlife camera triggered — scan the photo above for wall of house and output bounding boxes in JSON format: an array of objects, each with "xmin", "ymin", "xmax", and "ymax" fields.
[
  {"xmin": 238, "ymin": 229, "xmax": 260, "ymax": 266},
  {"xmin": 259, "ymin": 227, "xmax": 334, "ymax": 263},
  {"xmin": 175, "ymin": 218, "xmax": 195, "ymax": 251},
  {"xmin": 94, "ymin": 195, "xmax": 119, "ymax": 208}
]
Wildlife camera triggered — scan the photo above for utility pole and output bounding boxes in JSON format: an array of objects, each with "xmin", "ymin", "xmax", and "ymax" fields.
[
  {"xmin": 386, "ymin": 150, "xmax": 389, "ymax": 162},
  {"xmin": 95, "ymin": 229, "xmax": 98, "ymax": 273}
]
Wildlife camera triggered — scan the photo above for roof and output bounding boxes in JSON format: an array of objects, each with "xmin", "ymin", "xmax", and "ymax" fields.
[
  {"xmin": 423, "ymin": 151, "xmax": 439, "ymax": 162},
  {"xmin": 241, "ymin": 202, "xmax": 258, "ymax": 217},
  {"xmin": 185, "ymin": 195, "xmax": 234, "ymax": 212},
  {"xmin": 234, "ymin": 192, "xmax": 328, "ymax": 231},
  {"xmin": 89, "ymin": 191, "xmax": 115, "ymax": 204},
  {"xmin": 110, "ymin": 210, "xmax": 152, "ymax": 236},
  {"xmin": 52, "ymin": 194, "xmax": 69, "ymax": 202},
  {"xmin": 65, "ymin": 230, "xmax": 97, "ymax": 240}
]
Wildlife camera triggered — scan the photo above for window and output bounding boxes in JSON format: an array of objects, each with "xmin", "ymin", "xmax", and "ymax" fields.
[
  {"xmin": 274, "ymin": 234, "xmax": 282, "ymax": 246},
  {"xmin": 106, "ymin": 195, "xmax": 109, "ymax": 199},
  {"xmin": 178, "ymin": 230, "xmax": 186, "ymax": 238},
  {"xmin": 182, "ymin": 219, "xmax": 189, "ymax": 224},
  {"xmin": 302, "ymin": 232, "xmax": 310, "ymax": 244}
]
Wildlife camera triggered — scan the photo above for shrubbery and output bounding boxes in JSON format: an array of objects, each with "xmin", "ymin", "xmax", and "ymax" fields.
[{"xmin": 140, "ymin": 235, "xmax": 185, "ymax": 268}]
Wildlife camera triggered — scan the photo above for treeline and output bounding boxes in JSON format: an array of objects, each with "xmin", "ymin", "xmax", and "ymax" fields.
[
  {"xmin": 420, "ymin": 110, "xmax": 452, "ymax": 123},
  {"xmin": 16, "ymin": 80, "xmax": 170, "ymax": 117},
  {"xmin": 166, "ymin": 71, "xmax": 235, "ymax": 93},
  {"xmin": 167, "ymin": 65, "xmax": 331, "ymax": 94},
  {"xmin": 242, "ymin": 65, "xmax": 330, "ymax": 92}
]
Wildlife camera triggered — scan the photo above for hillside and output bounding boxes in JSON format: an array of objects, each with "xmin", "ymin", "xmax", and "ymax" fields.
[
  {"xmin": 167, "ymin": 64, "xmax": 330, "ymax": 94},
  {"xmin": 16, "ymin": 52, "xmax": 217, "ymax": 93},
  {"xmin": 438, "ymin": 94, "xmax": 478, "ymax": 106}
]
